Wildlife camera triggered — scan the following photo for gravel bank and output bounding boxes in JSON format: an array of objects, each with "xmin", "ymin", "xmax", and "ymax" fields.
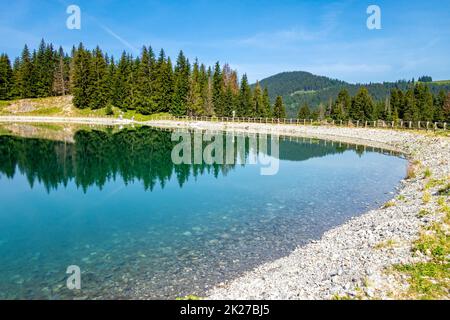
[{"xmin": 147, "ymin": 120, "xmax": 449, "ymax": 300}]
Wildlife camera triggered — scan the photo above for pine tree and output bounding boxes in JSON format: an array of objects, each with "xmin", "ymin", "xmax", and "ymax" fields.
[
  {"xmin": 262, "ymin": 87, "xmax": 271, "ymax": 118},
  {"xmin": 186, "ymin": 59, "xmax": 203, "ymax": 116},
  {"xmin": 350, "ymin": 87, "xmax": 373, "ymax": 121},
  {"xmin": 403, "ymin": 88, "xmax": 419, "ymax": 122},
  {"xmin": 112, "ymin": 52, "xmax": 132, "ymax": 110},
  {"xmin": 10, "ymin": 58, "xmax": 21, "ymax": 98},
  {"xmin": 154, "ymin": 50, "xmax": 174, "ymax": 113},
  {"xmin": 414, "ymin": 83, "xmax": 434, "ymax": 121},
  {"xmin": 106, "ymin": 56, "xmax": 116, "ymax": 106},
  {"xmin": 71, "ymin": 43, "xmax": 93, "ymax": 109},
  {"xmin": 390, "ymin": 88, "xmax": 404, "ymax": 120},
  {"xmin": 0, "ymin": 54, "xmax": 13, "ymax": 100},
  {"xmin": 443, "ymin": 92, "xmax": 450, "ymax": 123},
  {"xmin": 331, "ymin": 89, "xmax": 351, "ymax": 120},
  {"xmin": 222, "ymin": 64, "xmax": 239, "ymax": 116},
  {"xmin": 252, "ymin": 81, "xmax": 264, "ymax": 117},
  {"xmin": 238, "ymin": 74, "xmax": 252, "ymax": 117},
  {"xmin": 212, "ymin": 62, "xmax": 224, "ymax": 116},
  {"xmin": 33, "ymin": 40, "xmax": 56, "ymax": 97},
  {"xmin": 52, "ymin": 47, "xmax": 69, "ymax": 96},
  {"xmin": 128, "ymin": 55, "xmax": 140, "ymax": 110},
  {"xmin": 297, "ymin": 103, "xmax": 311, "ymax": 119},
  {"xmin": 273, "ymin": 96, "xmax": 286, "ymax": 119},
  {"xmin": 17, "ymin": 45, "xmax": 34, "ymax": 98},
  {"xmin": 202, "ymin": 66, "xmax": 214, "ymax": 116},
  {"xmin": 89, "ymin": 46, "xmax": 109, "ymax": 109},
  {"xmin": 133, "ymin": 46, "xmax": 156, "ymax": 114},
  {"xmin": 172, "ymin": 51, "xmax": 190, "ymax": 116},
  {"xmin": 434, "ymin": 90, "xmax": 446, "ymax": 122}
]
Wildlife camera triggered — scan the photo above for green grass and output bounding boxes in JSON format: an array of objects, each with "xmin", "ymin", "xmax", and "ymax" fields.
[
  {"xmin": 383, "ymin": 201, "xmax": 396, "ymax": 209},
  {"xmin": 121, "ymin": 110, "xmax": 172, "ymax": 122},
  {"xmin": 422, "ymin": 191, "xmax": 432, "ymax": 204},
  {"xmin": 0, "ymin": 126, "xmax": 11, "ymax": 135},
  {"xmin": 0, "ymin": 100, "xmax": 13, "ymax": 108},
  {"xmin": 438, "ymin": 183, "xmax": 450, "ymax": 196},
  {"xmin": 423, "ymin": 168, "xmax": 432, "ymax": 179},
  {"xmin": 393, "ymin": 198, "xmax": 450, "ymax": 299},
  {"xmin": 430, "ymin": 79, "xmax": 450, "ymax": 85},
  {"xmin": 418, "ymin": 209, "xmax": 431, "ymax": 218},
  {"xmin": 23, "ymin": 106, "xmax": 61, "ymax": 116},
  {"xmin": 393, "ymin": 262, "xmax": 450, "ymax": 299},
  {"xmin": 424, "ymin": 178, "xmax": 446, "ymax": 191},
  {"xmin": 29, "ymin": 123, "xmax": 65, "ymax": 131},
  {"xmin": 175, "ymin": 295, "xmax": 203, "ymax": 301},
  {"xmin": 375, "ymin": 239, "xmax": 399, "ymax": 250}
]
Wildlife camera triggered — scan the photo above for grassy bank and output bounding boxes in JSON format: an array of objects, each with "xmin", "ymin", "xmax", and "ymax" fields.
[
  {"xmin": 0, "ymin": 96, "xmax": 170, "ymax": 121},
  {"xmin": 392, "ymin": 178, "xmax": 449, "ymax": 300}
]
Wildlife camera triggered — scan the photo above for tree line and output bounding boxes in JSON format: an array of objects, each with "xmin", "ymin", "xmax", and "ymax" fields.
[
  {"xmin": 1, "ymin": 40, "xmax": 448, "ymax": 122},
  {"xmin": 297, "ymin": 86, "xmax": 450, "ymax": 123},
  {"xmin": 0, "ymin": 40, "xmax": 286, "ymax": 118}
]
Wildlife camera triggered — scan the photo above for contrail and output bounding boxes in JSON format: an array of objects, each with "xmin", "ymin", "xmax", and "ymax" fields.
[
  {"xmin": 55, "ymin": 0, "xmax": 139, "ymax": 54},
  {"xmin": 98, "ymin": 23, "xmax": 139, "ymax": 54}
]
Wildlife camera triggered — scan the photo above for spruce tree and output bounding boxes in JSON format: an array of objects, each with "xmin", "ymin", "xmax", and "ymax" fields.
[
  {"xmin": 128, "ymin": 55, "xmax": 140, "ymax": 110},
  {"xmin": 0, "ymin": 54, "xmax": 13, "ymax": 100},
  {"xmin": 434, "ymin": 90, "xmax": 446, "ymax": 122},
  {"xmin": 155, "ymin": 50, "xmax": 174, "ymax": 113},
  {"xmin": 186, "ymin": 59, "xmax": 203, "ymax": 116},
  {"xmin": 390, "ymin": 89, "xmax": 404, "ymax": 120},
  {"xmin": 202, "ymin": 66, "xmax": 214, "ymax": 116},
  {"xmin": 443, "ymin": 92, "xmax": 450, "ymax": 122},
  {"xmin": 238, "ymin": 74, "xmax": 252, "ymax": 117},
  {"xmin": 112, "ymin": 52, "xmax": 132, "ymax": 110},
  {"xmin": 222, "ymin": 65, "xmax": 239, "ymax": 116},
  {"xmin": 350, "ymin": 87, "xmax": 373, "ymax": 121},
  {"xmin": 18, "ymin": 45, "xmax": 34, "ymax": 98},
  {"xmin": 52, "ymin": 47, "xmax": 69, "ymax": 96},
  {"xmin": 212, "ymin": 62, "xmax": 224, "ymax": 116},
  {"xmin": 273, "ymin": 96, "xmax": 286, "ymax": 119},
  {"xmin": 403, "ymin": 88, "xmax": 419, "ymax": 122},
  {"xmin": 33, "ymin": 40, "xmax": 56, "ymax": 97},
  {"xmin": 106, "ymin": 56, "xmax": 116, "ymax": 106},
  {"xmin": 133, "ymin": 47, "xmax": 156, "ymax": 114},
  {"xmin": 172, "ymin": 51, "xmax": 190, "ymax": 116},
  {"xmin": 331, "ymin": 89, "xmax": 351, "ymax": 120},
  {"xmin": 414, "ymin": 83, "xmax": 434, "ymax": 121},
  {"xmin": 71, "ymin": 43, "xmax": 93, "ymax": 108},
  {"xmin": 297, "ymin": 103, "xmax": 311, "ymax": 119},
  {"xmin": 252, "ymin": 81, "xmax": 264, "ymax": 117},
  {"xmin": 262, "ymin": 87, "xmax": 271, "ymax": 117},
  {"xmin": 89, "ymin": 47, "xmax": 109, "ymax": 109},
  {"xmin": 10, "ymin": 57, "xmax": 21, "ymax": 98}
]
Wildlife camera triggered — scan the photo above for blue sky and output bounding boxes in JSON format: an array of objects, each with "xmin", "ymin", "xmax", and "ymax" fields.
[{"xmin": 1, "ymin": 0, "xmax": 449, "ymax": 83}]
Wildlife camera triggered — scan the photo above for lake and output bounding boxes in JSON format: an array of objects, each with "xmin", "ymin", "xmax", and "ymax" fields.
[{"xmin": 0, "ymin": 124, "xmax": 407, "ymax": 299}]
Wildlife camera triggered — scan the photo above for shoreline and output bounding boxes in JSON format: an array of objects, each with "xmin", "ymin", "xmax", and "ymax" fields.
[{"xmin": 1, "ymin": 116, "xmax": 449, "ymax": 299}]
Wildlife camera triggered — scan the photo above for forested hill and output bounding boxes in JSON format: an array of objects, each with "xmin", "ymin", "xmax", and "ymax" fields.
[
  {"xmin": 254, "ymin": 71, "xmax": 347, "ymax": 98},
  {"xmin": 254, "ymin": 71, "xmax": 450, "ymax": 117}
]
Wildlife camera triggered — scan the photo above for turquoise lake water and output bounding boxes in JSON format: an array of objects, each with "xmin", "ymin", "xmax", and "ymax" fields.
[{"xmin": 0, "ymin": 125, "xmax": 407, "ymax": 299}]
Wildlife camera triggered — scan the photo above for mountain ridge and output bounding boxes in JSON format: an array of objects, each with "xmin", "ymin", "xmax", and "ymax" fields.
[{"xmin": 252, "ymin": 71, "xmax": 450, "ymax": 117}]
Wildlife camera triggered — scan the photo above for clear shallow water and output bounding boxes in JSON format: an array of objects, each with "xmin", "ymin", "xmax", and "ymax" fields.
[{"xmin": 0, "ymin": 125, "xmax": 407, "ymax": 299}]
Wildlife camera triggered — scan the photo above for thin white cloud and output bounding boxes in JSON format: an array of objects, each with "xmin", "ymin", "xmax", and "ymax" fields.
[{"xmin": 98, "ymin": 24, "xmax": 139, "ymax": 54}]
